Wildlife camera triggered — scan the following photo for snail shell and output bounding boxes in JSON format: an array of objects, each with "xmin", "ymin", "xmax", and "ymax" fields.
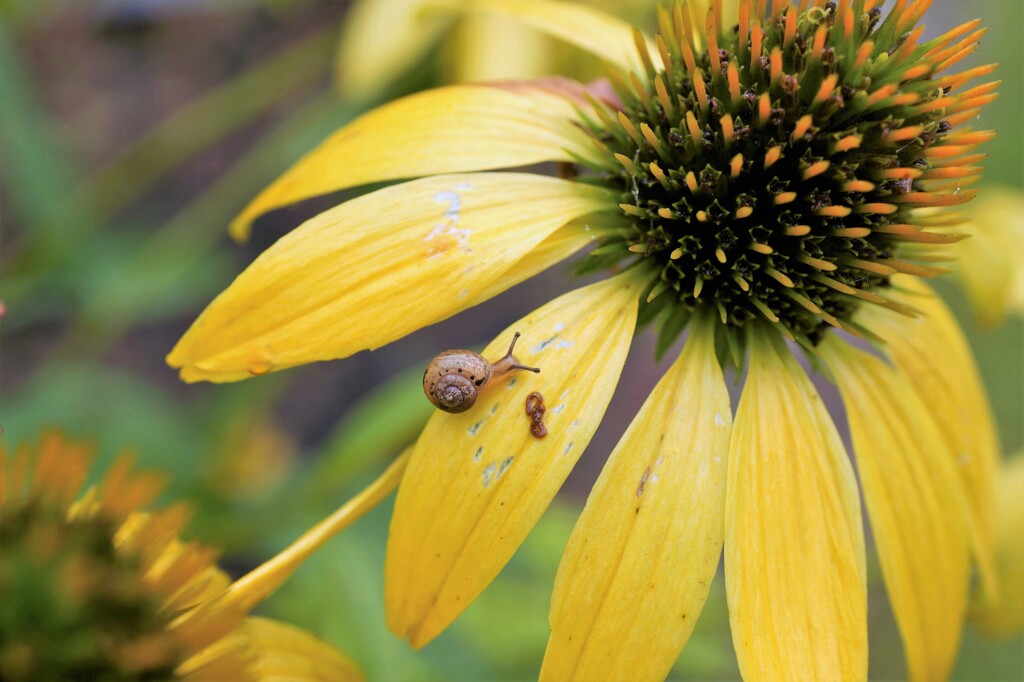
[
  {"xmin": 422, "ymin": 350, "xmax": 492, "ymax": 414},
  {"xmin": 423, "ymin": 332, "xmax": 540, "ymax": 413}
]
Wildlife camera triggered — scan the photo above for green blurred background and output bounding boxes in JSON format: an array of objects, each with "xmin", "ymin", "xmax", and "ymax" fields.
[{"xmin": 1, "ymin": 0, "xmax": 1021, "ymax": 679}]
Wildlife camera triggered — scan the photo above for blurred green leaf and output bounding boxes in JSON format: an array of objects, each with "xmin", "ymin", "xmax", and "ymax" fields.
[
  {"xmin": 191, "ymin": 373, "xmax": 290, "ymax": 436},
  {"xmin": 952, "ymin": 627, "xmax": 1024, "ymax": 680},
  {"xmin": 514, "ymin": 503, "xmax": 576, "ymax": 573},
  {"xmin": 0, "ymin": 20, "xmax": 94, "ymax": 259},
  {"xmin": 2, "ymin": 361, "xmax": 202, "ymax": 483},
  {"xmin": 671, "ymin": 578, "xmax": 739, "ymax": 678},
  {"xmin": 302, "ymin": 360, "xmax": 433, "ymax": 503},
  {"xmin": 68, "ymin": 231, "xmax": 235, "ymax": 325},
  {"xmin": 68, "ymin": 91, "xmax": 354, "ymax": 346},
  {"xmin": 455, "ymin": 577, "xmax": 553, "ymax": 676},
  {"xmin": 958, "ymin": 0, "xmax": 1023, "ymax": 188},
  {"xmin": 451, "ymin": 505, "xmax": 575, "ymax": 677}
]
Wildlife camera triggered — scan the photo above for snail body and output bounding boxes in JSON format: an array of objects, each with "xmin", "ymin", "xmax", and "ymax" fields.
[{"xmin": 423, "ymin": 332, "xmax": 540, "ymax": 413}]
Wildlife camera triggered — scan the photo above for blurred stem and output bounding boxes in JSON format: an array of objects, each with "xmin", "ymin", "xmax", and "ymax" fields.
[
  {"xmin": 117, "ymin": 92, "xmax": 345, "ymax": 265},
  {"xmin": 223, "ymin": 448, "xmax": 410, "ymax": 612},
  {"xmin": 0, "ymin": 20, "xmax": 93, "ymax": 259},
  {"xmin": 77, "ymin": 24, "xmax": 337, "ymax": 223},
  {"xmin": 54, "ymin": 90, "xmax": 351, "ymax": 359},
  {"xmin": 299, "ymin": 359, "xmax": 433, "ymax": 506}
]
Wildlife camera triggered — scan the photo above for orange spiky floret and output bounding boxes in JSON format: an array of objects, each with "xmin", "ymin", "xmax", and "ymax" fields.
[
  {"xmin": 0, "ymin": 433, "xmax": 251, "ymax": 681},
  {"xmin": 578, "ymin": 0, "xmax": 998, "ymax": 347}
]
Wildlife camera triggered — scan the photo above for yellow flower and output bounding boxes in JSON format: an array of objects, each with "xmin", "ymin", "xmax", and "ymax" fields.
[
  {"xmin": 970, "ymin": 454, "xmax": 1024, "ymax": 638},
  {"xmin": 0, "ymin": 432, "xmax": 364, "ymax": 681},
  {"xmin": 335, "ymin": 0, "xmax": 667, "ymax": 104},
  {"xmin": 169, "ymin": 1, "xmax": 1002, "ymax": 679},
  {"xmin": 944, "ymin": 186, "xmax": 1024, "ymax": 327}
]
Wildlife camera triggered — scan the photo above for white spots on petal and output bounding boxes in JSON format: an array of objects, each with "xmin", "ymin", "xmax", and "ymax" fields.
[
  {"xmin": 506, "ymin": 377, "xmax": 518, "ymax": 390},
  {"xmin": 570, "ymin": 419, "xmax": 580, "ymax": 428},
  {"xmin": 451, "ymin": 229, "xmax": 472, "ymax": 245},
  {"xmin": 552, "ymin": 403, "xmax": 566, "ymax": 415},
  {"xmin": 473, "ymin": 446, "xmax": 483, "ymax": 462},
  {"xmin": 528, "ymin": 323, "xmax": 575, "ymax": 354},
  {"xmin": 637, "ymin": 458, "xmax": 663, "ymax": 497},
  {"xmin": 531, "ymin": 335, "xmax": 559, "ymax": 353},
  {"xmin": 563, "ymin": 441, "xmax": 574, "ymax": 455},
  {"xmin": 714, "ymin": 412, "xmax": 727, "ymax": 427},
  {"xmin": 425, "ymin": 186, "xmax": 473, "ymax": 259},
  {"xmin": 532, "ymin": 333, "xmax": 573, "ymax": 350},
  {"xmin": 482, "ymin": 463, "xmax": 496, "ymax": 488},
  {"xmin": 434, "ymin": 190, "xmax": 463, "ymax": 220},
  {"xmin": 490, "ymin": 403, "xmax": 499, "ymax": 415},
  {"xmin": 957, "ymin": 452, "xmax": 970, "ymax": 466},
  {"xmin": 714, "ymin": 456, "xmax": 722, "ymax": 462},
  {"xmin": 459, "ymin": 288, "xmax": 470, "ymax": 300},
  {"xmin": 482, "ymin": 456, "xmax": 514, "ymax": 488}
]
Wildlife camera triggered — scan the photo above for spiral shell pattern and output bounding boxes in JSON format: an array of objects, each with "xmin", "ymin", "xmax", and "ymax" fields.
[{"xmin": 423, "ymin": 349, "xmax": 492, "ymax": 413}]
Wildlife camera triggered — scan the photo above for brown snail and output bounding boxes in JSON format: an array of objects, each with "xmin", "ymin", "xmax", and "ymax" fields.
[{"xmin": 423, "ymin": 332, "xmax": 540, "ymax": 413}]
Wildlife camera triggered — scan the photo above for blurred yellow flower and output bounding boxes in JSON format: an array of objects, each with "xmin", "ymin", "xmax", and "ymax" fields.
[
  {"xmin": 946, "ymin": 186, "xmax": 1024, "ymax": 327},
  {"xmin": 970, "ymin": 454, "xmax": 1024, "ymax": 638},
  {"xmin": 211, "ymin": 417, "xmax": 297, "ymax": 501},
  {"xmin": 335, "ymin": 0, "xmax": 665, "ymax": 104},
  {"xmin": 169, "ymin": 1, "xmax": 1002, "ymax": 679},
  {"xmin": 0, "ymin": 432, "xmax": 363, "ymax": 681}
]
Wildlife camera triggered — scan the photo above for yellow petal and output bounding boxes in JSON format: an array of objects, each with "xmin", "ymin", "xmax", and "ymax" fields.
[
  {"xmin": 334, "ymin": 0, "xmax": 449, "ymax": 104},
  {"xmin": 437, "ymin": 0, "xmax": 647, "ymax": 73},
  {"xmin": 230, "ymin": 85, "xmax": 596, "ymax": 241},
  {"xmin": 169, "ymin": 174, "xmax": 616, "ymax": 383},
  {"xmin": 822, "ymin": 337, "xmax": 971, "ymax": 682},
  {"xmin": 946, "ymin": 186, "xmax": 1024, "ymax": 327},
  {"xmin": 386, "ymin": 273, "xmax": 640, "ymax": 647},
  {"xmin": 858, "ymin": 276, "xmax": 1000, "ymax": 599},
  {"xmin": 448, "ymin": 11, "xmax": 550, "ymax": 83},
  {"xmin": 466, "ymin": 213, "xmax": 625, "ymax": 308},
  {"xmin": 241, "ymin": 617, "xmax": 364, "ymax": 681},
  {"xmin": 725, "ymin": 332, "xmax": 867, "ymax": 681},
  {"xmin": 971, "ymin": 454, "xmax": 1024, "ymax": 637},
  {"xmin": 541, "ymin": 318, "xmax": 731, "ymax": 682}
]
